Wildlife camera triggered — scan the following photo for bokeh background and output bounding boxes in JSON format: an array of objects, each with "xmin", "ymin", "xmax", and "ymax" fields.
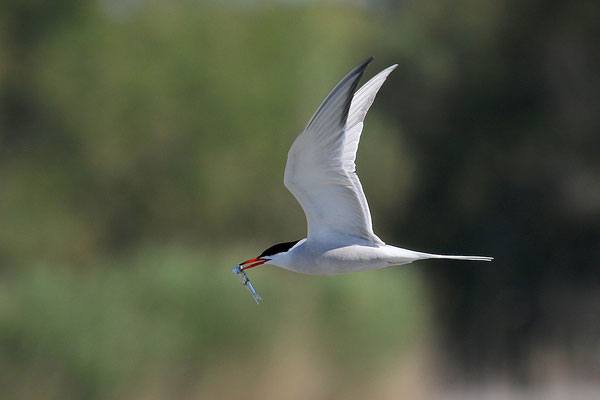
[{"xmin": 1, "ymin": 0, "xmax": 599, "ymax": 399}]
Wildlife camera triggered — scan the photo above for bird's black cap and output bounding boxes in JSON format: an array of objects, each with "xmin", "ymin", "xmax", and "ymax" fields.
[{"xmin": 259, "ymin": 239, "xmax": 302, "ymax": 257}]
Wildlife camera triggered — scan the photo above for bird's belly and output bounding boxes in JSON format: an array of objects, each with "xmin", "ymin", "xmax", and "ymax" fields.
[{"xmin": 293, "ymin": 244, "xmax": 396, "ymax": 275}]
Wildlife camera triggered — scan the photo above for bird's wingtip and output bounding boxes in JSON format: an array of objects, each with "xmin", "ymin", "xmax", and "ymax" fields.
[{"xmin": 355, "ymin": 56, "xmax": 374, "ymax": 71}]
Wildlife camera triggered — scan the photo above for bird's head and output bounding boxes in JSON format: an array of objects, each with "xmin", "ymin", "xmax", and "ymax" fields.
[{"xmin": 238, "ymin": 239, "xmax": 302, "ymax": 270}]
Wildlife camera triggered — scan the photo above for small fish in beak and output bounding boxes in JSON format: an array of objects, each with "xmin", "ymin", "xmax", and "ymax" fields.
[{"xmin": 232, "ymin": 265, "xmax": 262, "ymax": 304}]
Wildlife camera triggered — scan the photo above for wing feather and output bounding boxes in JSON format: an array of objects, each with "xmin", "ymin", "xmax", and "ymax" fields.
[{"xmin": 284, "ymin": 60, "xmax": 397, "ymax": 244}]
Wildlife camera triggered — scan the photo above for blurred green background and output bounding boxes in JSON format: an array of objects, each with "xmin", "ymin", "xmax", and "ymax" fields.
[{"xmin": 1, "ymin": 0, "xmax": 598, "ymax": 399}]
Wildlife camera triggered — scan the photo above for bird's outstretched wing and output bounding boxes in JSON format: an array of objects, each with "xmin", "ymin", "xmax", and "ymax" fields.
[{"xmin": 284, "ymin": 59, "xmax": 397, "ymax": 245}]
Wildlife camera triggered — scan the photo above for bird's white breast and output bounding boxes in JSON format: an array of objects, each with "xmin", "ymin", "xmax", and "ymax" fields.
[{"xmin": 272, "ymin": 237, "xmax": 421, "ymax": 275}]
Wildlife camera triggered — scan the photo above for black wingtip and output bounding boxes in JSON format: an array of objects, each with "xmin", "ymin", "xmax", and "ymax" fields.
[
  {"xmin": 351, "ymin": 56, "xmax": 374, "ymax": 75},
  {"xmin": 304, "ymin": 56, "xmax": 374, "ymax": 132},
  {"xmin": 336, "ymin": 57, "xmax": 373, "ymax": 123}
]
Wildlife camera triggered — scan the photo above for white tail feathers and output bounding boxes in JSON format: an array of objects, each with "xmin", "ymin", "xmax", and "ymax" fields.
[{"xmin": 418, "ymin": 252, "xmax": 493, "ymax": 262}]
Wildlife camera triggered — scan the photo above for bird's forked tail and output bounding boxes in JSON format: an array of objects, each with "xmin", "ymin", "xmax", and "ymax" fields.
[{"xmin": 416, "ymin": 252, "xmax": 493, "ymax": 262}]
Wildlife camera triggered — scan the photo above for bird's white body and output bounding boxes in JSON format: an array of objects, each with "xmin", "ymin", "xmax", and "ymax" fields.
[
  {"xmin": 269, "ymin": 236, "xmax": 491, "ymax": 275},
  {"xmin": 237, "ymin": 57, "xmax": 491, "ymax": 285},
  {"xmin": 268, "ymin": 237, "xmax": 423, "ymax": 275}
]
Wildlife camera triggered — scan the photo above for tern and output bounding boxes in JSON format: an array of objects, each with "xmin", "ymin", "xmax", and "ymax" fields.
[{"xmin": 234, "ymin": 57, "xmax": 492, "ymax": 302}]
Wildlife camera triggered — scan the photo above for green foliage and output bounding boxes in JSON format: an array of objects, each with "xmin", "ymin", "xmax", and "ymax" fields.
[
  {"xmin": 1, "ymin": 1, "xmax": 408, "ymax": 262},
  {"xmin": 0, "ymin": 3, "xmax": 422, "ymax": 397},
  {"xmin": 2, "ymin": 0, "xmax": 598, "ymax": 393},
  {"xmin": 0, "ymin": 246, "xmax": 425, "ymax": 398}
]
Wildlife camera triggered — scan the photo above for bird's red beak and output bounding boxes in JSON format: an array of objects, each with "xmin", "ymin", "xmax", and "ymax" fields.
[{"xmin": 239, "ymin": 256, "xmax": 268, "ymax": 270}]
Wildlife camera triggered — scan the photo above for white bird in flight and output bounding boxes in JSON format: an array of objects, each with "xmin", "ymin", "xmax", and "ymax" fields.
[{"xmin": 234, "ymin": 57, "xmax": 492, "ymax": 302}]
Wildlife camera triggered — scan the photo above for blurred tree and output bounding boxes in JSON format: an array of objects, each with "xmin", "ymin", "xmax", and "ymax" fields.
[
  {"xmin": 1, "ymin": 2, "xmax": 391, "ymax": 262},
  {"xmin": 0, "ymin": 0, "xmax": 92, "ymax": 263},
  {"xmin": 383, "ymin": 0, "xmax": 600, "ymax": 382},
  {"xmin": 1, "ymin": 0, "xmax": 599, "ymax": 390}
]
